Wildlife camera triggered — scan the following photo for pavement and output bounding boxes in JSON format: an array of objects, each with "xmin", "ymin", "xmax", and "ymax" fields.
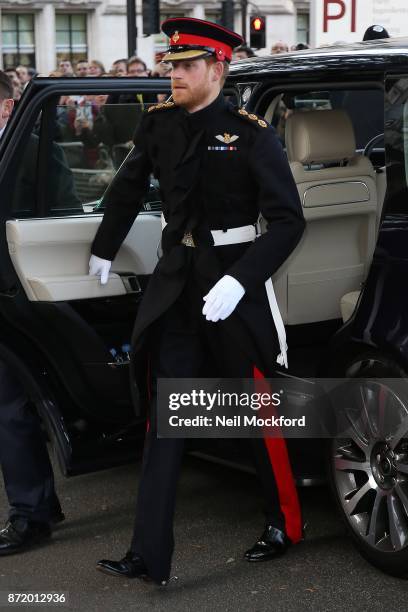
[{"xmin": 1, "ymin": 454, "xmax": 408, "ymax": 612}]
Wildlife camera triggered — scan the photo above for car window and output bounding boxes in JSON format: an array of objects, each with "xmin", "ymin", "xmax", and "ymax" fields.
[
  {"xmin": 8, "ymin": 92, "xmax": 166, "ymax": 218},
  {"xmin": 52, "ymin": 97, "xmax": 156, "ymax": 214},
  {"xmin": 384, "ymin": 76, "xmax": 408, "ymax": 213},
  {"xmin": 8, "ymin": 88, "xmax": 236, "ymax": 219},
  {"xmin": 270, "ymin": 89, "xmax": 384, "ymax": 152}
]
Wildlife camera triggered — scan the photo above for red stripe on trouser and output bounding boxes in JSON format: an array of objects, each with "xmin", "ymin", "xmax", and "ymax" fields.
[{"xmin": 253, "ymin": 365, "xmax": 302, "ymax": 543}]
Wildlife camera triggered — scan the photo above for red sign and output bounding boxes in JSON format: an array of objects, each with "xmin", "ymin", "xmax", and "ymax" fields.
[{"xmin": 323, "ymin": 0, "xmax": 357, "ymax": 33}]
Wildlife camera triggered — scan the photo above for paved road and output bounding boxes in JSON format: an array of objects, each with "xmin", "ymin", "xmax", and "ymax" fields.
[{"xmin": 1, "ymin": 455, "xmax": 408, "ymax": 612}]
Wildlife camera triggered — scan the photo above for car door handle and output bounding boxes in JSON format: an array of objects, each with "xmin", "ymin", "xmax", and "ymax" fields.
[{"xmin": 118, "ymin": 273, "xmax": 142, "ymax": 294}]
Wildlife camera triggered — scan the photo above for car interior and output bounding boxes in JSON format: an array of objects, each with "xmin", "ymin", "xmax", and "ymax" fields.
[{"xmin": 259, "ymin": 87, "xmax": 385, "ymax": 328}]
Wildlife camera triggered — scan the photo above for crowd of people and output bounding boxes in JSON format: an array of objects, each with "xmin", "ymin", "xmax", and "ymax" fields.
[
  {"xmin": 1, "ymin": 56, "xmax": 175, "ymax": 185},
  {"xmin": 233, "ymin": 40, "xmax": 309, "ymax": 59},
  {"xmin": 2, "ymin": 55, "xmax": 173, "ymax": 103},
  {"xmin": 2, "ymin": 21, "xmax": 390, "ymax": 106},
  {"xmin": 2, "ymin": 39, "xmax": 311, "ymax": 104}
]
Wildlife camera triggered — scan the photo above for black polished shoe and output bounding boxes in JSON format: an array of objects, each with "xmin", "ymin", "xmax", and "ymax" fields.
[
  {"xmin": 96, "ymin": 552, "xmax": 172, "ymax": 586},
  {"xmin": 0, "ymin": 519, "xmax": 51, "ymax": 556},
  {"xmin": 244, "ymin": 525, "xmax": 291, "ymax": 562},
  {"xmin": 97, "ymin": 551, "xmax": 149, "ymax": 580}
]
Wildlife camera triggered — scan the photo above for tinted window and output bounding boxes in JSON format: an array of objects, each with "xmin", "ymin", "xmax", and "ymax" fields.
[
  {"xmin": 53, "ymin": 97, "xmax": 146, "ymax": 212},
  {"xmin": 270, "ymin": 89, "xmax": 384, "ymax": 151},
  {"xmin": 7, "ymin": 88, "xmax": 238, "ymax": 219},
  {"xmin": 8, "ymin": 93, "xmax": 165, "ymax": 217},
  {"xmin": 384, "ymin": 77, "xmax": 408, "ymax": 213}
]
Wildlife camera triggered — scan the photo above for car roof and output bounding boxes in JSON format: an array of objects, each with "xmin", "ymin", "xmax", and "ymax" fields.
[{"xmin": 228, "ymin": 37, "xmax": 408, "ymax": 80}]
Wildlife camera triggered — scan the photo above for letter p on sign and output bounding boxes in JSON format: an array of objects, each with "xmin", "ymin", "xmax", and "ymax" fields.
[{"xmin": 323, "ymin": 0, "xmax": 357, "ymax": 33}]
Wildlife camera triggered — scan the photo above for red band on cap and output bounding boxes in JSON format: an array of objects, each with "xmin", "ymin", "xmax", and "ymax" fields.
[{"xmin": 169, "ymin": 32, "xmax": 232, "ymax": 60}]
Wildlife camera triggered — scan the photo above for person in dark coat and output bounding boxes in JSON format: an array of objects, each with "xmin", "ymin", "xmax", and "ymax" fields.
[
  {"xmin": 363, "ymin": 25, "xmax": 390, "ymax": 41},
  {"xmin": 0, "ymin": 360, "xmax": 64, "ymax": 555},
  {"xmin": 0, "ymin": 72, "xmax": 69, "ymax": 556},
  {"xmin": 90, "ymin": 18, "xmax": 306, "ymax": 585}
]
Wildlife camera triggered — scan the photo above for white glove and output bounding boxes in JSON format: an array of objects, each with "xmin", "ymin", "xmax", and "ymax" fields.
[
  {"xmin": 89, "ymin": 254, "xmax": 111, "ymax": 285},
  {"xmin": 202, "ymin": 275, "xmax": 245, "ymax": 322}
]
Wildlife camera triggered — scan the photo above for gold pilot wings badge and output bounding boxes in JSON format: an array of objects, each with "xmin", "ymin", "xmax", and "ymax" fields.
[{"xmin": 215, "ymin": 133, "xmax": 239, "ymax": 144}]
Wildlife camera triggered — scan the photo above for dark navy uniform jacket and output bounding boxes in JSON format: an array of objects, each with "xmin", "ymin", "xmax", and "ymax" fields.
[{"xmin": 91, "ymin": 90, "xmax": 306, "ymax": 377}]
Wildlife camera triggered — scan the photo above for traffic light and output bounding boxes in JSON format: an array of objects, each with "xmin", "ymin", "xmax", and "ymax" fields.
[
  {"xmin": 221, "ymin": 0, "xmax": 234, "ymax": 31},
  {"xmin": 250, "ymin": 15, "xmax": 266, "ymax": 49},
  {"xmin": 142, "ymin": 0, "xmax": 160, "ymax": 36}
]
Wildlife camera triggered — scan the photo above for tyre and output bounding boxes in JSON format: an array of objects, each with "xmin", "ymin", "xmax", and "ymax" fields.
[{"xmin": 327, "ymin": 352, "xmax": 408, "ymax": 577}]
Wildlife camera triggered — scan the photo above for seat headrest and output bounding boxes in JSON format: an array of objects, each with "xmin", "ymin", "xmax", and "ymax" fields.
[{"xmin": 285, "ymin": 109, "xmax": 356, "ymax": 164}]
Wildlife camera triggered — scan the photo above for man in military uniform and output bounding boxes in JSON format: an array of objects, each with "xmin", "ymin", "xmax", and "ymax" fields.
[{"xmin": 90, "ymin": 18, "xmax": 306, "ymax": 585}]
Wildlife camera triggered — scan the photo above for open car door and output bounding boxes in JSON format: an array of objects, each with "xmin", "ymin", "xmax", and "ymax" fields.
[{"xmin": 0, "ymin": 77, "xmax": 171, "ymax": 475}]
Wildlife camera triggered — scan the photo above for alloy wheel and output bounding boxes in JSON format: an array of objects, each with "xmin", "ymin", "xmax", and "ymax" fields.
[{"xmin": 332, "ymin": 379, "xmax": 408, "ymax": 552}]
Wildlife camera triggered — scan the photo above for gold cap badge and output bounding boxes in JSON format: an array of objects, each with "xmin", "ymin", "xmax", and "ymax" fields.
[{"xmin": 172, "ymin": 31, "xmax": 180, "ymax": 43}]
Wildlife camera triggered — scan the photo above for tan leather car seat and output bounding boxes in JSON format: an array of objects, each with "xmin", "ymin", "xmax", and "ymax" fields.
[{"xmin": 275, "ymin": 109, "xmax": 378, "ymax": 325}]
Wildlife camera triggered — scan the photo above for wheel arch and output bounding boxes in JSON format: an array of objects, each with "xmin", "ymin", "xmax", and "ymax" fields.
[{"xmin": 323, "ymin": 337, "xmax": 408, "ymax": 378}]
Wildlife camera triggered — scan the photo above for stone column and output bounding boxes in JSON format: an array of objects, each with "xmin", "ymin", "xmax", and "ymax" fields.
[
  {"xmin": 36, "ymin": 3, "xmax": 56, "ymax": 75},
  {"xmin": 192, "ymin": 5, "xmax": 205, "ymax": 20},
  {"xmin": 88, "ymin": 6, "xmax": 102, "ymax": 63}
]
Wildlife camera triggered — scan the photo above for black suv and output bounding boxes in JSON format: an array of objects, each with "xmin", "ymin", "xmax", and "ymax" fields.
[{"xmin": 1, "ymin": 37, "xmax": 408, "ymax": 577}]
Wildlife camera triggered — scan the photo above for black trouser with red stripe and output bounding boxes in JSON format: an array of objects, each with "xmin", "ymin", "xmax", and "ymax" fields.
[{"xmin": 130, "ymin": 268, "xmax": 301, "ymax": 583}]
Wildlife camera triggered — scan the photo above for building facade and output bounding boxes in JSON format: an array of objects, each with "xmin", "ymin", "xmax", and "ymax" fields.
[{"xmin": 0, "ymin": 0, "xmax": 310, "ymax": 74}]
